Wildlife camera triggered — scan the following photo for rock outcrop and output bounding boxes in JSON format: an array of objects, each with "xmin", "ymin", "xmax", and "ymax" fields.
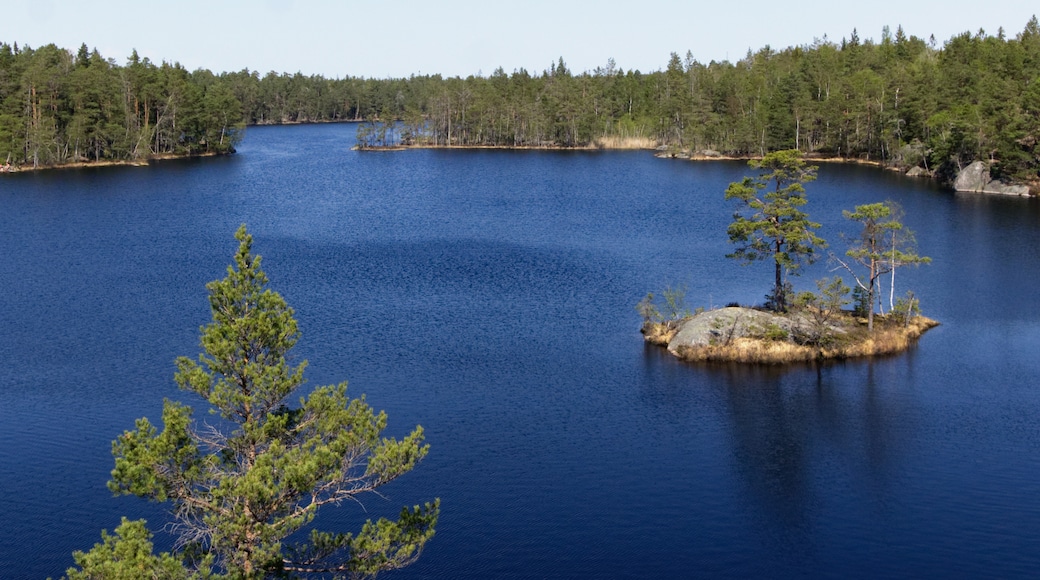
[
  {"xmin": 953, "ymin": 161, "xmax": 1030, "ymax": 196},
  {"xmin": 667, "ymin": 307, "xmax": 800, "ymax": 354},
  {"xmin": 642, "ymin": 306, "xmax": 939, "ymax": 364}
]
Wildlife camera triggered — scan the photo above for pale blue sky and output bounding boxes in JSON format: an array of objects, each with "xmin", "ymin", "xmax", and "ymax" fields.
[{"xmin": 3, "ymin": 1, "xmax": 1037, "ymax": 78}]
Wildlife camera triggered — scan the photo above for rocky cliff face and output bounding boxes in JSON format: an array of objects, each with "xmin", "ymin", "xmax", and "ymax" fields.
[{"xmin": 953, "ymin": 161, "xmax": 1031, "ymax": 196}]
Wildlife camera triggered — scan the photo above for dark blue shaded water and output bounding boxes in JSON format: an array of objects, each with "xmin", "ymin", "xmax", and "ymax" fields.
[{"xmin": 2, "ymin": 124, "xmax": 1039, "ymax": 578}]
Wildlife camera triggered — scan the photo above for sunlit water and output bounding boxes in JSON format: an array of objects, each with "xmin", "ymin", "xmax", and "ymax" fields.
[{"xmin": 1, "ymin": 124, "xmax": 1039, "ymax": 578}]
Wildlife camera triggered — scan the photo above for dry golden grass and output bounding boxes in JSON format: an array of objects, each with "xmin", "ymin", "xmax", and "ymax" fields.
[
  {"xmin": 593, "ymin": 136, "xmax": 657, "ymax": 150},
  {"xmin": 666, "ymin": 314, "xmax": 939, "ymax": 365},
  {"xmin": 640, "ymin": 321, "xmax": 681, "ymax": 346},
  {"xmin": 834, "ymin": 315, "xmax": 939, "ymax": 358},
  {"xmin": 674, "ymin": 337, "xmax": 817, "ymax": 364}
]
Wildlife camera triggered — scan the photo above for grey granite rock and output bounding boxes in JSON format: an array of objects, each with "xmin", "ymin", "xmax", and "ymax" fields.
[{"xmin": 954, "ymin": 161, "xmax": 1030, "ymax": 195}]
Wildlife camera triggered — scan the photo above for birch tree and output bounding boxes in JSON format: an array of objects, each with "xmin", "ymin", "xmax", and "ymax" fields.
[{"xmin": 834, "ymin": 202, "xmax": 930, "ymax": 331}]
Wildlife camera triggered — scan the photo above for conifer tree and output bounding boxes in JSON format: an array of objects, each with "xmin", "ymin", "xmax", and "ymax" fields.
[
  {"xmin": 69, "ymin": 226, "xmax": 437, "ymax": 579},
  {"xmin": 725, "ymin": 149, "xmax": 826, "ymax": 311}
]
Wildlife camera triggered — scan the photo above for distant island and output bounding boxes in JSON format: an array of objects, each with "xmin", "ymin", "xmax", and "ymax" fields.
[
  {"xmin": 3, "ymin": 18, "xmax": 1039, "ymax": 191},
  {"xmin": 639, "ymin": 150, "xmax": 938, "ymax": 365},
  {"xmin": 642, "ymin": 306, "xmax": 938, "ymax": 364}
]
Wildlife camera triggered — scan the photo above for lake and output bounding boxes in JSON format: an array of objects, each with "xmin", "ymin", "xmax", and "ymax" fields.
[{"xmin": 2, "ymin": 124, "xmax": 1039, "ymax": 578}]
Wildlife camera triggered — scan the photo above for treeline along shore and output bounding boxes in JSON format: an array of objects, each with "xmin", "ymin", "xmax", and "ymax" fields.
[{"xmin": 3, "ymin": 17, "xmax": 1040, "ymax": 190}]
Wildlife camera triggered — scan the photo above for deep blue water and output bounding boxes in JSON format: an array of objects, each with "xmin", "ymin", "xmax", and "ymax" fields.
[{"xmin": 2, "ymin": 124, "xmax": 1040, "ymax": 578}]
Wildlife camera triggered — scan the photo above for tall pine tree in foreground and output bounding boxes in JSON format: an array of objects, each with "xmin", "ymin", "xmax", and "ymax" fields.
[{"xmin": 67, "ymin": 225, "xmax": 437, "ymax": 579}]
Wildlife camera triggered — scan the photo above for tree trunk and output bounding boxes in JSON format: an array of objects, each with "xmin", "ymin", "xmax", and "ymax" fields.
[
  {"xmin": 774, "ymin": 240, "xmax": 784, "ymax": 311},
  {"xmin": 867, "ymin": 289, "xmax": 874, "ymax": 331},
  {"xmin": 866, "ymin": 259, "xmax": 877, "ymax": 332},
  {"xmin": 889, "ymin": 230, "xmax": 898, "ymax": 310}
]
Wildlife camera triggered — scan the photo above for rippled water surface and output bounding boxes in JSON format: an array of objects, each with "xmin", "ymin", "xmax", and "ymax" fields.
[{"xmin": 2, "ymin": 124, "xmax": 1040, "ymax": 578}]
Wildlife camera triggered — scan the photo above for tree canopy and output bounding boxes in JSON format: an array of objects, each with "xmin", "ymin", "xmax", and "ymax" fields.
[
  {"xmin": 0, "ymin": 43, "xmax": 243, "ymax": 168},
  {"xmin": 834, "ymin": 202, "xmax": 930, "ymax": 330},
  {"xmin": 5, "ymin": 17, "xmax": 1040, "ymax": 180},
  {"xmin": 725, "ymin": 149, "xmax": 826, "ymax": 311},
  {"xmin": 67, "ymin": 226, "xmax": 438, "ymax": 579}
]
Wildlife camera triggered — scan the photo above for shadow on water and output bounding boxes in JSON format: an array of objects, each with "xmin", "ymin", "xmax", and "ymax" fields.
[
  {"xmin": 638, "ymin": 350, "xmax": 913, "ymax": 567},
  {"xmin": 6, "ymin": 124, "xmax": 1040, "ymax": 578}
]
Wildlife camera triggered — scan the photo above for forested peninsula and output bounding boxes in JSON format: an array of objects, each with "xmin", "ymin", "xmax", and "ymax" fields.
[{"xmin": 2, "ymin": 17, "xmax": 1040, "ymax": 190}]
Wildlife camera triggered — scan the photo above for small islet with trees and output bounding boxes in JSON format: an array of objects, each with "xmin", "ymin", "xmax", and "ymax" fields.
[{"xmin": 639, "ymin": 149, "xmax": 937, "ymax": 364}]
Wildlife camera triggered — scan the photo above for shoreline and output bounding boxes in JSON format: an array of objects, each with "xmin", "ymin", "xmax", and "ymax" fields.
[
  {"xmin": 7, "ymin": 135, "xmax": 1035, "ymax": 195},
  {"xmin": 0, "ymin": 151, "xmax": 229, "ymax": 174},
  {"xmin": 381, "ymin": 141, "xmax": 898, "ymax": 162},
  {"xmin": 642, "ymin": 307, "xmax": 940, "ymax": 365},
  {"xmin": 673, "ymin": 152, "xmax": 890, "ymax": 168},
  {"xmin": 397, "ymin": 143, "xmax": 605, "ymax": 151}
]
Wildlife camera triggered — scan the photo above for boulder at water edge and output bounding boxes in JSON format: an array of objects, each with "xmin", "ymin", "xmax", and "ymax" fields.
[{"xmin": 953, "ymin": 161, "xmax": 1030, "ymax": 195}]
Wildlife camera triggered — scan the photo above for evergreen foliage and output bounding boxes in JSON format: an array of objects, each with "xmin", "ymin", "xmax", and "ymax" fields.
[
  {"xmin": 725, "ymin": 150, "xmax": 826, "ymax": 311},
  {"xmin": 66, "ymin": 518, "xmax": 202, "ymax": 580},
  {"xmin": 67, "ymin": 226, "xmax": 437, "ymax": 579},
  {"xmin": 0, "ymin": 43, "xmax": 243, "ymax": 168},
  {"xmin": 5, "ymin": 18, "xmax": 1040, "ymax": 179}
]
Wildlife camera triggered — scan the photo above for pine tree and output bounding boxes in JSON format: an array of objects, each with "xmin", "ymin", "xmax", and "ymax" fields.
[
  {"xmin": 725, "ymin": 149, "xmax": 826, "ymax": 311},
  {"xmin": 69, "ymin": 226, "xmax": 438, "ymax": 579}
]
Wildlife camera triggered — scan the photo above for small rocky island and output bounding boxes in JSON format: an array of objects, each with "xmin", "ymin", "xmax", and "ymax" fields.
[
  {"xmin": 642, "ymin": 306, "xmax": 938, "ymax": 364},
  {"xmin": 641, "ymin": 149, "xmax": 938, "ymax": 365}
]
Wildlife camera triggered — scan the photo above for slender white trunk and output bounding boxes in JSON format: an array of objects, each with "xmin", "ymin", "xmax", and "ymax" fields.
[
  {"xmin": 890, "ymin": 258, "xmax": 896, "ymax": 311},
  {"xmin": 889, "ymin": 229, "xmax": 897, "ymax": 310}
]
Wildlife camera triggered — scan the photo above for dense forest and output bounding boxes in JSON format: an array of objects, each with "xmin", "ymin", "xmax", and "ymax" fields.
[
  {"xmin": 0, "ymin": 44, "xmax": 242, "ymax": 168},
  {"xmin": 2, "ymin": 17, "xmax": 1039, "ymax": 183}
]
